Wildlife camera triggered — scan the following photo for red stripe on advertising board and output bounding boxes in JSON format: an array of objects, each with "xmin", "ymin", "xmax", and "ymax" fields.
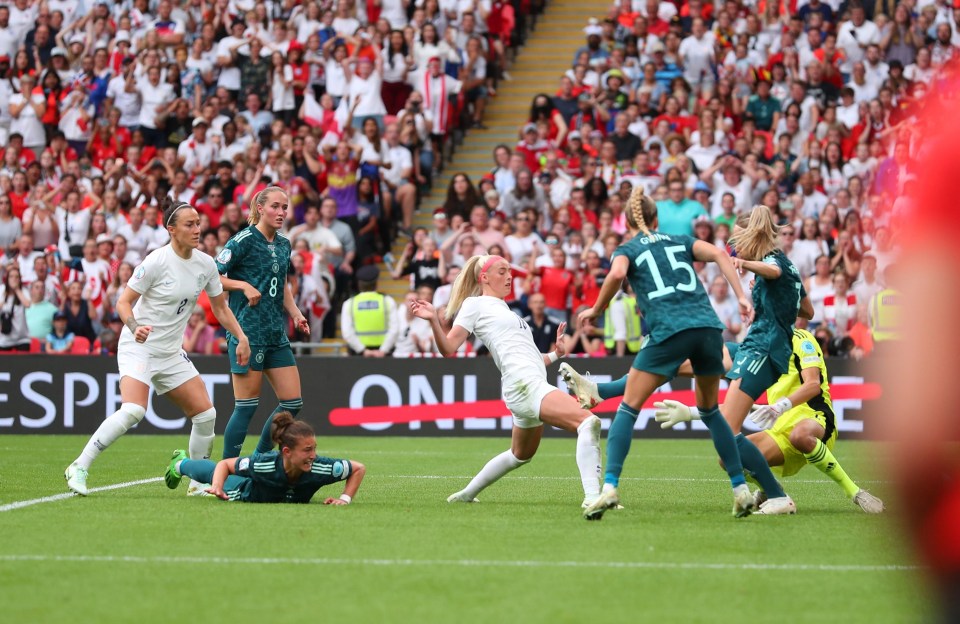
[{"xmin": 328, "ymin": 383, "xmax": 883, "ymax": 427}]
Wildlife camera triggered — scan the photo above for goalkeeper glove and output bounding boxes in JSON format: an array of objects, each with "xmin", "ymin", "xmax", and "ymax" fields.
[
  {"xmin": 653, "ymin": 400, "xmax": 700, "ymax": 430},
  {"xmin": 749, "ymin": 397, "xmax": 793, "ymax": 430}
]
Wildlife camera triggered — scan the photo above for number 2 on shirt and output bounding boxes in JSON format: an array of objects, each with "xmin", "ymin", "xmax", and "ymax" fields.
[{"xmin": 634, "ymin": 246, "xmax": 697, "ymax": 299}]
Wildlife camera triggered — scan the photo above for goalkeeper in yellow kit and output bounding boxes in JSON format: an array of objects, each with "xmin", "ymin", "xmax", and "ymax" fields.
[{"xmin": 656, "ymin": 328, "xmax": 884, "ymax": 513}]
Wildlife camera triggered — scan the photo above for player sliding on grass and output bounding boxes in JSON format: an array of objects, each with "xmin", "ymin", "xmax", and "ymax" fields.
[
  {"xmin": 217, "ymin": 187, "xmax": 310, "ymax": 460},
  {"xmin": 65, "ymin": 199, "xmax": 251, "ymax": 497},
  {"xmin": 561, "ymin": 332, "xmax": 884, "ymax": 513},
  {"xmin": 578, "ymin": 186, "xmax": 756, "ymax": 521},
  {"xmin": 165, "ymin": 411, "xmax": 365, "ymax": 504},
  {"xmin": 410, "ymin": 254, "xmax": 604, "ymax": 508}
]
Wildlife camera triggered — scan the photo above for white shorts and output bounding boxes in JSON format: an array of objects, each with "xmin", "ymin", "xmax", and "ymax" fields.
[
  {"xmin": 503, "ymin": 377, "xmax": 556, "ymax": 429},
  {"xmin": 117, "ymin": 343, "xmax": 200, "ymax": 395}
]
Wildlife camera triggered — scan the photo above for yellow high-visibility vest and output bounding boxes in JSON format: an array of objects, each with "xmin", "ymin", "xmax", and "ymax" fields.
[
  {"xmin": 604, "ymin": 295, "xmax": 642, "ymax": 353},
  {"xmin": 352, "ymin": 292, "xmax": 388, "ymax": 348},
  {"xmin": 869, "ymin": 288, "xmax": 900, "ymax": 342}
]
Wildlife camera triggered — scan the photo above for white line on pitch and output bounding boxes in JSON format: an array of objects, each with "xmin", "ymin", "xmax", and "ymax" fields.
[
  {"xmin": 377, "ymin": 474, "xmax": 891, "ymax": 484},
  {"xmin": 0, "ymin": 554, "xmax": 918, "ymax": 573},
  {"xmin": 0, "ymin": 477, "xmax": 163, "ymax": 513}
]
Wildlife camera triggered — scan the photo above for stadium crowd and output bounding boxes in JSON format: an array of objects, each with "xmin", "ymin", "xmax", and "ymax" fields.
[{"xmin": 0, "ymin": 0, "xmax": 911, "ymax": 359}]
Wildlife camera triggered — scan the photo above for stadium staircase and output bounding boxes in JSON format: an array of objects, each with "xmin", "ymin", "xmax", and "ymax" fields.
[
  {"xmin": 379, "ymin": 0, "xmax": 610, "ymax": 301},
  {"xmin": 320, "ymin": 0, "xmax": 608, "ymax": 351}
]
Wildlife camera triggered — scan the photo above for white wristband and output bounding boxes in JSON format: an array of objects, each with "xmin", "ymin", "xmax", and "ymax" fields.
[
  {"xmin": 547, "ymin": 351, "xmax": 559, "ymax": 364},
  {"xmin": 339, "ymin": 493, "xmax": 352, "ymax": 504}
]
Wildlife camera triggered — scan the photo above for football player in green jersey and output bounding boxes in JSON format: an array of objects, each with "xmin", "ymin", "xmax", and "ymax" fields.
[
  {"xmin": 720, "ymin": 207, "xmax": 815, "ymax": 514},
  {"xmin": 578, "ymin": 186, "xmax": 757, "ymax": 520},
  {"xmin": 166, "ymin": 411, "xmax": 366, "ymax": 504},
  {"xmin": 217, "ymin": 188, "xmax": 311, "ymax": 460}
]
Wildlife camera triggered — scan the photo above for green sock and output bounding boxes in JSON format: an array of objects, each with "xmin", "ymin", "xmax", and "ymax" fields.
[
  {"xmin": 804, "ymin": 439, "xmax": 859, "ymax": 498},
  {"xmin": 222, "ymin": 398, "xmax": 259, "ymax": 459},
  {"xmin": 736, "ymin": 433, "xmax": 786, "ymax": 498},
  {"xmin": 596, "ymin": 375, "xmax": 628, "ymax": 400}
]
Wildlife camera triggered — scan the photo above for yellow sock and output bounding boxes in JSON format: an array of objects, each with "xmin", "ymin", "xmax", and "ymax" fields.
[{"xmin": 803, "ymin": 439, "xmax": 859, "ymax": 498}]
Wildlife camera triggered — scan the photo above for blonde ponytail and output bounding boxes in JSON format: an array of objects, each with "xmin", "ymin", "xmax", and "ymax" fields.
[
  {"xmin": 730, "ymin": 205, "xmax": 779, "ymax": 261},
  {"xmin": 625, "ymin": 185, "xmax": 657, "ymax": 236},
  {"xmin": 248, "ymin": 186, "xmax": 286, "ymax": 226},
  {"xmin": 444, "ymin": 254, "xmax": 488, "ymax": 320}
]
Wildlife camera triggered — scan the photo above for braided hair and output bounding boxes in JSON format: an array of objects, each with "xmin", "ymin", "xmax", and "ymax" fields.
[{"xmin": 624, "ymin": 185, "xmax": 658, "ymax": 236}]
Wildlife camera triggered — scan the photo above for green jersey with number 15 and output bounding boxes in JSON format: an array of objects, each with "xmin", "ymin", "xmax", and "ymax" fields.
[
  {"xmin": 216, "ymin": 226, "xmax": 292, "ymax": 346},
  {"xmin": 611, "ymin": 232, "xmax": 723, "ymax": 344}
]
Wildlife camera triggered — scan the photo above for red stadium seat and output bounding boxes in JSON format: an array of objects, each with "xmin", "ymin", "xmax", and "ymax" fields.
[
  {"xmin": 29, "ymin": 337, "xmax": 42, "ymax": 353},
  {"xmin": 70, "ymin": 336, "xmax": 91, "ymax": 354}
]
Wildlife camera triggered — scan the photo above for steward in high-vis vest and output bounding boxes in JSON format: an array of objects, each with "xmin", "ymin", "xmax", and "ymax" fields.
[
  {"xmin": 869, "ymin": 288, "xmax": 900, "ymax": 343},
  {"xmin": 341, "ymin": 265, "xmax": 398, "ymax": 356},
  {"xmin": 604, "ymin": 289, "xmax": 642, "ymax": 356}
]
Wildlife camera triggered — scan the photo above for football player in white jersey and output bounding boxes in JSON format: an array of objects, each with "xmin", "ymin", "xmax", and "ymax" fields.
[
  {"xmin": 65, "ymin": 199, "xmax": 251, "ymax": 497},
  {"xmin": 411, "ymin": 254, "xmax": 603, "ymax": 507}
]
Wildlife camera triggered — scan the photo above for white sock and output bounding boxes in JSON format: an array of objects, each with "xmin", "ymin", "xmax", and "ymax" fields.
[
  {"xmin": 188, "ymin": 408, "xmax": 216, "ymax": 488},
  {"xmin": 460, "ymin": 450, "xmax": 528, "ymax": 499},
  {"xmin": 576, "ymin": 415, "xmax": 602, "ymax": 500},
  {"xmin": 75, "ymin": 403, "xmax": 146, "ymax": 469},
  {"xmin": 189, "ymin": 407, "xmax": 216, "ymax": 461}
]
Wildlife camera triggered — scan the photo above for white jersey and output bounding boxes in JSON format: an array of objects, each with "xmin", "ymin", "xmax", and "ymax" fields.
[
  {"xmin": 454, "ymin": 296, "xmax": 546, "ymax": 389},
  {"xmin": 120, "ymin": 246, "xmax": 223, "ymax": 355}
]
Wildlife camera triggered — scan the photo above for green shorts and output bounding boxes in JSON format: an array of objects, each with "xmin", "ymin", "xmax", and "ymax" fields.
[
  {"xmin": 631, "ymin": 328, "xmax": 725, "ymax": 379},
  {"xmin": 228, "ymin": 341, "xmax": 297, "ymax": 374},
  {"xmin": 726, "ymin": 348, "xmax": 781, "ymax": 400}
]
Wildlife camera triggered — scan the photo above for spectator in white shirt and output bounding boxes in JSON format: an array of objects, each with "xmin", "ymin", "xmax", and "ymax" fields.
[
  {"xmin": 178, "ymin": 119, "xmax": 218, "ymax": 177},
  {"xmin": 708, "ymin": 276, "xmax": 742, "ymax": 342},
  {"xmin": 679, "ymin": 19, "xmax": 715, "ymax": 91},
  {"xmin": 837, "ymin": 4, "xmax": 880, "ymax": 74},
  {"xmin": 131, "ymin": 65, "xmax": 175, "ymax": 145}
]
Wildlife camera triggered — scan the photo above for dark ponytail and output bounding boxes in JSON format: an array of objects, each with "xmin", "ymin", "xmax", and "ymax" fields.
[{"xmin": 271, "ymin": 411, "xmax": 315, "ymax": 450}]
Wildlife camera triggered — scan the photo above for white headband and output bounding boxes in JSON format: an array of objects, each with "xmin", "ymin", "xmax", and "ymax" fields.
[{"xmin": 165, "ymin": 202, "xmax": 189, "ymax": 227}]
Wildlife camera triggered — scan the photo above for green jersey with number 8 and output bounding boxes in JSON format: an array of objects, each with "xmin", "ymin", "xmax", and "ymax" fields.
[
  {"xmin": 738, "ymin": 250, "xmax": 805, "ymax": 374},
  {"xmin": 611, "ymin": 231, "xmax": 723, "ymax": 344},
  {"xmin": 216, "ymin": 226, "xmax": 292, "ymax": 346}
]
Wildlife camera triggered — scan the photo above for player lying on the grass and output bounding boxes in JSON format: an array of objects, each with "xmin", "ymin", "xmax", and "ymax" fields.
[
  {"xmin": 560, "ymin": 330, "xmax": 884, "ymax": 513},
  {"xmin": 577, "ymin": 186, "xmax": 756, "ymax": 521},
  {"xmin": 165, "ymin": 411, "xmax": 365, "ymax": 504},
  {"xmin": 65, "ymin": 199, "xmax": 251, "ymax": 497},
  {"xmin": 410, "ymin": 254, "xmax": 603, "ymax": 508}
]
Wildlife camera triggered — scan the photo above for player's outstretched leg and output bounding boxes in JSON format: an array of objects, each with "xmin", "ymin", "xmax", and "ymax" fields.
[
  {"xmin": 165, "ymin": 449, "xmax": 189, "ymax": 489},
  {"xmin": 222, "ymin": 398, "xmax": 259, "ymax": 459},
  {"xmin": 796, "ymin": 430, "xmax": 884, "ymax": 514},
  {"xmin": 559, "ymin": 363, "xmax": 602, "ymax": 409},
  {"xmin": 736, "ymin": 433, "xmax": 795, "ymax": 515},
  {"xmin": 583, "ymin": 401, "xmax": 637, "ymax": 521},
  {"xmin": 186, "ymin": 407, "xmax": 217, "ymax": 495},
  {"xmin": 448, "ymin": 450, "xmax": 530, "ymax": 502},
  {"xmin": 699, "ymin": 405, "xmax": 754, "ymax": 517},
  {"xmin": 65, "ymin": 402, "xmax": 147, "ymax": 496},
  {"xmin": 172, "ymin": 456, "xmax": 218, "ymax": 488}
]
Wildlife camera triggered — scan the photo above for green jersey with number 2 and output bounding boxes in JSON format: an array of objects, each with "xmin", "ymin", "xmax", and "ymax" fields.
[
  {"xmin": 216, "ymin": 226, "xmax": 292, "ymax": 346},
  {"xmin": 611, "ymin": 231, "xmax": 724, "ymax": 344},
  {"xmin": 738, "ymin": 250, "xmax": 804, "ymax": 374}
]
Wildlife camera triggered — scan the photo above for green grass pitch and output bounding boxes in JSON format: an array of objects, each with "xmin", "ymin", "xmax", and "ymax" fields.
[{"xmin": 0, "ymin": 436, "xmax": 931, "ymax": 623}]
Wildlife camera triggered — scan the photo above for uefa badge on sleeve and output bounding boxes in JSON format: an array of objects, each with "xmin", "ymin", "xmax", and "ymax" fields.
[{"xmin": 216, "ymin": 248, "xmax": 232, "ymax": 264}]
